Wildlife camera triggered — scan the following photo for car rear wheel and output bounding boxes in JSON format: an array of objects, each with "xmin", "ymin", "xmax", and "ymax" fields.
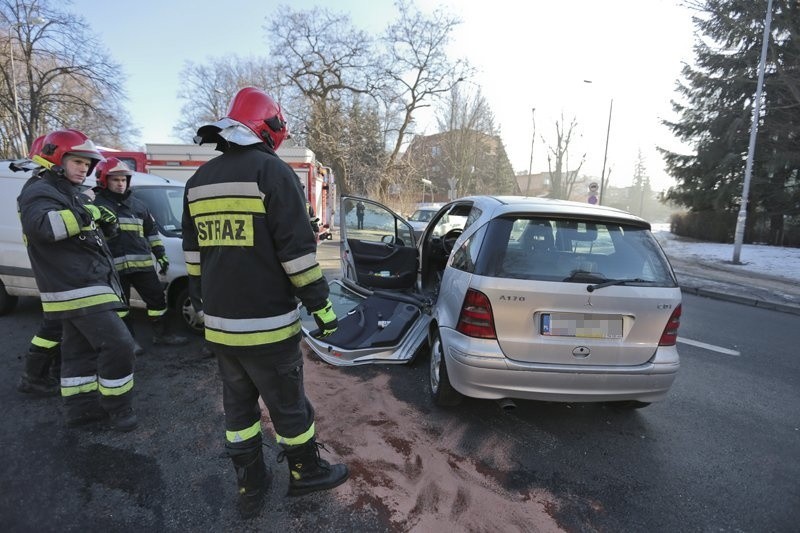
[
  {"xmin": 429, "ymin": 328, "xmax": 462, "ymax": 406},
  {"xmin": 0, "ymin": 279, "xmax": 18, "ymax": 315}
]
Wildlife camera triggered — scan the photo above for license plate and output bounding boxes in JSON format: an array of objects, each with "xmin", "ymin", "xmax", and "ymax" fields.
[{"xmin": 540, "ymin": 313, "xmax": 623, "ymax": 339}]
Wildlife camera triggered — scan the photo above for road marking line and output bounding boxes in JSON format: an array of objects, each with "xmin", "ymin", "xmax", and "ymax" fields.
[{"xmin": 678, "ymin": 337, "xmax": 740, "ymax": 356}]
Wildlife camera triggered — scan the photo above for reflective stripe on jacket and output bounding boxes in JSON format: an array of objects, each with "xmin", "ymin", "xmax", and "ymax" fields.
[{"xmin": 17, "ymin": 171, "xmax": 126, "ymax": 319}]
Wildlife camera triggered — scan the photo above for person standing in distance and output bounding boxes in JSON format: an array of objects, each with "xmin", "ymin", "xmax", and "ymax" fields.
[
  {"xmin": 92, "ymin": 158, "xmax": 188, "ymax": 348},
  {"xmin": 183, "ymin": 87, "xmax": 348, "ymax": 518},
  {"xmin": 17, "ymin": 129, "xmax": 138, "ymax": 431}
]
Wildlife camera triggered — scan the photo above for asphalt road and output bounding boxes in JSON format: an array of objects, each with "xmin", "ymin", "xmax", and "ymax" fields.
[
  {"xmin": 3, "ymin": 236, "xmax": 799, "ymax": 531},
  {"xmin": 2, "ymin": 279, "xmax": 799, "ymax": 531}
]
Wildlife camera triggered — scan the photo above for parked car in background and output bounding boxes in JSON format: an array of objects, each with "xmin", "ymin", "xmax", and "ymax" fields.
[
  {"xmin": 407, "ymin": 203, "xmax": 466, "ymax": 240},
  {"xmin": 0, "ymin": 160, "xmax": 203, "ymax": 334},
  {"xmin": 302, "ymin": 195, "xmax": 682, "ymax": 409}
]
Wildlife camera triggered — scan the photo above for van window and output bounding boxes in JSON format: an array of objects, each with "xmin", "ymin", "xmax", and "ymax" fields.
[{"xmin": 130, "ymin": 186, "xmax": 185, "ymax": 237}]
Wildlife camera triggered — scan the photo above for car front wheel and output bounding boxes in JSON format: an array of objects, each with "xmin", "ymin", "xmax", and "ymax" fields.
[{"xmin": 429, "ymin": 328, "xmax": 462, "ymax": 406}]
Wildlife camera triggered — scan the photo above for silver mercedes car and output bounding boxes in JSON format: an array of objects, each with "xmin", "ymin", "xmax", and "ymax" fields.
[{"xmin": 301, "ymin": 195, "xmax": 681, "ymax": 409}]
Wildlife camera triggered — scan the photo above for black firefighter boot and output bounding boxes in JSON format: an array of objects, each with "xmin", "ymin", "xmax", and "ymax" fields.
[
  {"xmin": 17, "ymin": 349, "xmax": 59, "ymax": 396},
  {"xmin": 230, "ymin": 445, "xmax": 270, "ymax": 519},
  {"xmin": 150, "ymin": 315, "xmax": 189, "ymax": 346},
  {"xmin": 278, "ymin": 438, "xmax": 349, "ymax": 497}
]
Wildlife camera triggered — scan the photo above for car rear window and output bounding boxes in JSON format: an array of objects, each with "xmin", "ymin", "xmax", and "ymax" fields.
[{"xmin": 475, "ymin": 216, "xmax": 676, "ymax": 286}]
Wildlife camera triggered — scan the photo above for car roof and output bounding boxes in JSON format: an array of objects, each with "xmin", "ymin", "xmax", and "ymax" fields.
[{"xmin": 455, "ymin": 195, "xmax": 650, "ymax": 228}]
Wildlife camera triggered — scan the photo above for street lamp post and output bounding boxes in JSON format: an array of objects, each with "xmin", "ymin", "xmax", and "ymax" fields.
[
  {"xmin": 733, "ymin": 0, "xmax": 773, "ymax": 264},
  {"xmin": 583, "ymin": 80, "xmax": 613, "ymax": 205},
  {"xmin": 598, "ymin": 98, "xmax": 613, "ymax": 205},
  {"xmin": 525, "ymin": 107, "xmax": 536, "ymax": 196}
]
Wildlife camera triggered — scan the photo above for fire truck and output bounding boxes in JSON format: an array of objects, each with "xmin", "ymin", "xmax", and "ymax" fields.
[{"xmin": 100, "ymin": 143, "xmax": 335, "ymax": 230}]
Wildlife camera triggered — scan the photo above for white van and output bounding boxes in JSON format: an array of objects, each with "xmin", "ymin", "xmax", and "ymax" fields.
[{"xmin": 0, "ymin": 160, "xmax": 202, "ymax": 333}]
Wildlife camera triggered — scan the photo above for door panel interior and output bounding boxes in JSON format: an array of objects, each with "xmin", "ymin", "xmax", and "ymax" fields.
[{"xmin": 347, "ymin": 239, "xmax": 418, "ymax": 289}]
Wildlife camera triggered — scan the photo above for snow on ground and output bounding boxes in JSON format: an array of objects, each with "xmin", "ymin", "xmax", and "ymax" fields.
[{"xmin": 651, "ymin": 223, "xmax": 800, "ymax": 282}]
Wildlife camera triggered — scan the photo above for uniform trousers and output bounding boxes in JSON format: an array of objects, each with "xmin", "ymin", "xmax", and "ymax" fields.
[
  {"xmin": 217, "ymin": 343, "xmax": 315, "ymax": 451},
  {"xmin": 60, "ymin": 310, "xmax": 137, "ymax": 418},
  {"xmin": 120, "ymin": 270, "xmax": 167, "ymax": 312}
]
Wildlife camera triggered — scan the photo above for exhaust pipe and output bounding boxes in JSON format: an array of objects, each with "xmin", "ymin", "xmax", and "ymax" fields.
[{"xmin": 497, "ymin": 398, "xmax": 516, "ymax": 411}]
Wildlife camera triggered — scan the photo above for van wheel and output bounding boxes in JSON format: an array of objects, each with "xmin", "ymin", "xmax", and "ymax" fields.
[
  {"xmin": 429, "ymin": 328, "xmax": 462, "ymax": 406},
  {"xmin": 0, "ymin": 280, "xmax": 18, "ymax": 315},
  {"xmin": 176, "ymin": 287, "xmax": 203, "ymax": 335}
]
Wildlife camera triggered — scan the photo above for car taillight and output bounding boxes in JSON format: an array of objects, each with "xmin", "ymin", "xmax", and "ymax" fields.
[
  {"xmin": 456, "ymin": 289, "xmax": 497, "ymax": 339},
  {"xmin": 659, "ymin": 304, "xmax": 682, "ymax": 346}
]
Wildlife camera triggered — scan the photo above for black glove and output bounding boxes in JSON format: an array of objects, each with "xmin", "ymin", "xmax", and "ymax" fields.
[
  {"xmin": 157, "ymin": 255, "xmax": 169, "ymax": 275},
  {"xmin": 311, "ymin": 299, "xmax": 338, "ymax": 337}
]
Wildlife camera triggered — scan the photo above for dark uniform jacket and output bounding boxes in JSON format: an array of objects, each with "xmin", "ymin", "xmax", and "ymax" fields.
[
  {"xmin": 181, "ymin": 143, "xmax": 329, "ymax": 355},
  {"xmin": 17, "ymin": 170, "xmax": 126, "ymax": 319},
  {"xmin": 93, "ymin": 188, "xmax": 166, "ymax": 275}
]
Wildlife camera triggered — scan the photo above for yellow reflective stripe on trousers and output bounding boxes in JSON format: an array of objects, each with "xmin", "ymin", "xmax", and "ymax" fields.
[
  {"xmin": 99, "ymin": 374, "xmax": 134, "ymax": 396},
  {"xmin": 226, "ymin": 420, "xmax": 262, "ymax": 443},
  {"xmin": 205, "ymin": 322, "xmax": 301, "ymax": 347},
  {"xmin": 147, "ymin": 308, "xmax": 167, "ymax": 317},
  {"xmin": 31, "ymin": 336, "xmax": 59, "ymax": 349},
  {"xmin": 275, "ymin": 422, "xmax": 315, "ymax": 446},
  {"xmin": 61, "ymin": 375, "xmax": 98, "ymax": 397},
  {"xmin": 288, "ymin": 264, "xmax": 323, "ymax": 288}
]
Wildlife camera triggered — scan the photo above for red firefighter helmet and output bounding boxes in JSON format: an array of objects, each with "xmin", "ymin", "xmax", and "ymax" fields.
[
  {"xmin": 196, "ymin": 87, "xmax": 289, "ymax": 150},
  {"xmin": 39, "ymin": 129, "xmax": 104, "ymax": 173},
  {"xmin": 95, "ymin": 157, "xmax": 133, "ymax": 189},
  {"xmin": 29, "ymin": 135, "xmax": 46, "ymax": 158}
]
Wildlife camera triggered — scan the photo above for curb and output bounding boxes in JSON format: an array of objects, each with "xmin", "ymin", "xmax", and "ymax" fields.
[{"xmin": 679, "ymin": 285, "xmax": 800, "ymax": 316}]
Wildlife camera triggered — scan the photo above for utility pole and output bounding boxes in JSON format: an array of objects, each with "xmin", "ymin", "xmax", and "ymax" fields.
[
  {"xmin": 525, "ymin": 108, "xmax": 536, "ymax": 196},
  {"xmin": 733, "ymin": 0, "xmax": 773, "ymax": 264}
]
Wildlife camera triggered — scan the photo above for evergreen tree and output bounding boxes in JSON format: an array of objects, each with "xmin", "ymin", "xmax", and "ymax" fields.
[{"xmin": 660, "ymin": 0, "xmax": 800, "ymax": 244}]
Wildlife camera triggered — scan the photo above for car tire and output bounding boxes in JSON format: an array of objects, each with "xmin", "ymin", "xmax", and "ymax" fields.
[
  {"xmin": 429, "ymin": 328, "xmax": 462, "ymax": 406},
  {"xmin": 175, "ymin": 286, "xmax": 204, "ymax": 336},
  {"xmin": 0, "ymin": 279, "xmax": 18, "ymax": 316}
]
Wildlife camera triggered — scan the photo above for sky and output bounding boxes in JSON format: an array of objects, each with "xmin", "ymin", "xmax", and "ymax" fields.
[{"xmin": 69, "ymin": 0, "xmax": 698, "ymax": 191}]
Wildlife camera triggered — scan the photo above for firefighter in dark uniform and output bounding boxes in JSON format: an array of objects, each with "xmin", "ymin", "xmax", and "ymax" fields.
[
  {"xmin": 17, "ymin": 129, "xmax": 138, "ymax": 431},
  {"xmin": 183, "ymin": 87, "xmax": 348, "ymax": 518},
  {"xmin": 92, "ymin": 157, "xmax": 188, "ymax": 347}
]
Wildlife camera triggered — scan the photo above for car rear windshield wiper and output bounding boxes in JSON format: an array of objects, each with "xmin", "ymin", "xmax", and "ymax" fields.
[{"xmin": 587, "ymin": 278, "xmax": 651, "ymax": 292}]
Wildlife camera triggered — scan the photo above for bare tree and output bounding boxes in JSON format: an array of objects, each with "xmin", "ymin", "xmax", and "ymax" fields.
[
  {"xmin": 264, "ymin": 5, "xmax": 379, "ymax": 194},
  {"xmin": 0, "ymin": 0, "xmax": 136, "ymax": 156},
  {"xmin": 378, "ymin": 0, "xmax": 472, "ymax": 200},
  {"xmin": 544, "ymin": 113, "xmax": 585, "ymax": 200},
  {"xmin": 173, "ymin": 56, "xmax": 283, "ymax": 141},
  {"xmin": 432, "ymin": 84, "xmax": 515, "ymax": 196}
]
